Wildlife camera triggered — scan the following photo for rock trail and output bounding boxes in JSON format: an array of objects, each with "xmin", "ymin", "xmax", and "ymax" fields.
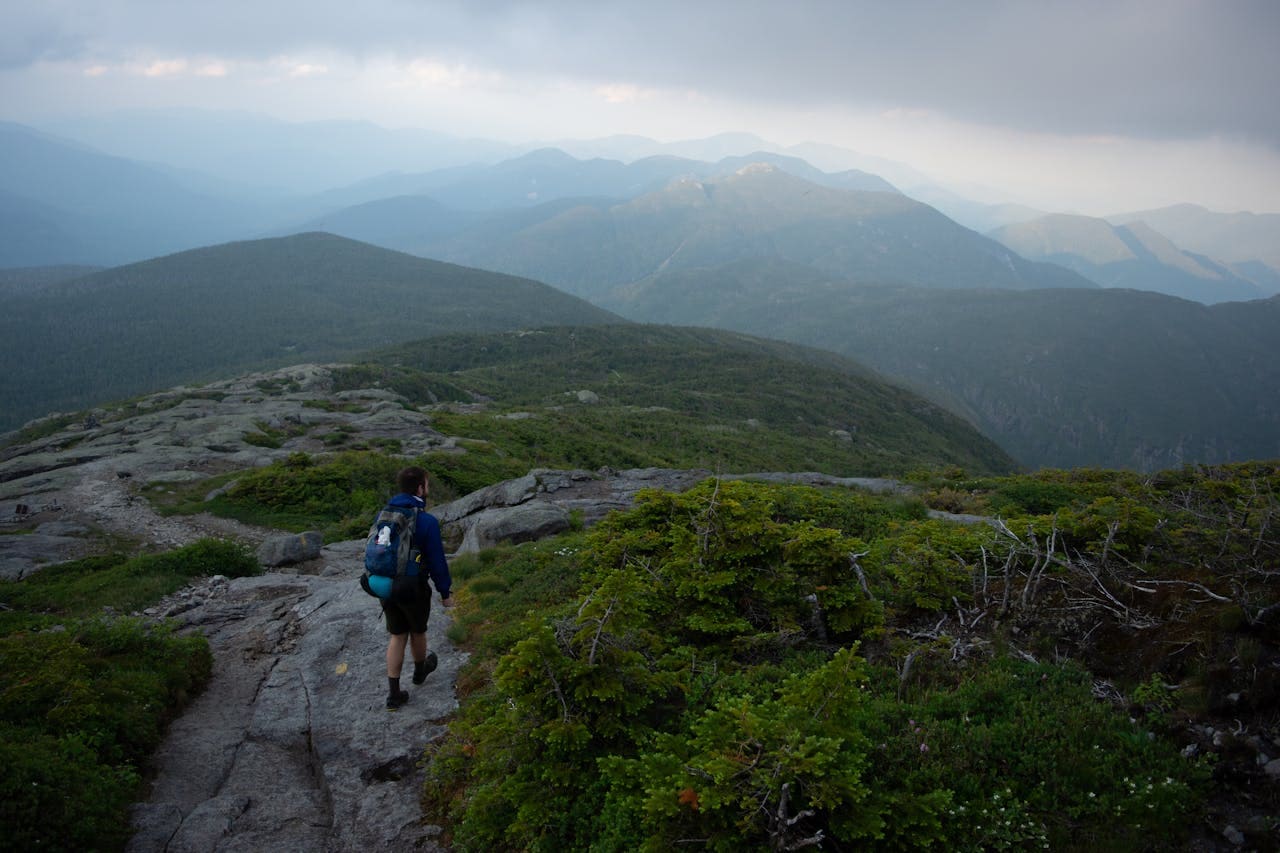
[{"xmin": 128, "ymin": 542, "xmax": 461, "ymax": 852}]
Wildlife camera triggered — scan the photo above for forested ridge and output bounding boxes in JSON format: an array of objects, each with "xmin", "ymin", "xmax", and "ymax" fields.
[
  {"xmin": 605, "ymin": 265, "xmax": 1280, "ymax": 471},
  {"xmin": 342, "ymin": 325, "xmax": 1016, "ymax": 477},
  {"xmin": 0, "ymin": 232, "xmax": 620, "ymax": 431}
]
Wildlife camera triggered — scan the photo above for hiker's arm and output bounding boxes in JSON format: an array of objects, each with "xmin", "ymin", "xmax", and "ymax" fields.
[{"xmin": 416, "ymin": 513, "xmax": 453, "ymax": 600}]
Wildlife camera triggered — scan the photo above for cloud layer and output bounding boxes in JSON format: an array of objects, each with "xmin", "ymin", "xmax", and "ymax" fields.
[{"xmin": 5, "ymin": 0, "xmax": 1277, "ymax": 144}]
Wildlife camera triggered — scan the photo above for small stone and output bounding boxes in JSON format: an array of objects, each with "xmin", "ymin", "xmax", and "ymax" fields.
[
  {"xmin": 1181, "ymin": 743, "xmax": 1199, "ymax": 758},
  {"xmin": 1222, "ymin": 825, "xmax": 1245, "ymax": 846},
  {"xmin": 1265, "ymin": 758, "xmax": 1280, "ymax": 780}
]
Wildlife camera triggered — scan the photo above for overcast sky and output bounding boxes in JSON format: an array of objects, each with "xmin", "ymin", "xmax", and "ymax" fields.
[{"xmin": 2, "ymin": 0, "xmax": 1278, "ymax": 214}]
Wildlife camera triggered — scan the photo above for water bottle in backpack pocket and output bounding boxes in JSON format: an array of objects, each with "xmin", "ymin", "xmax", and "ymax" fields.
[{"xmin": 360, "ymin": 505, "xmax": 419, "ymax": 600}]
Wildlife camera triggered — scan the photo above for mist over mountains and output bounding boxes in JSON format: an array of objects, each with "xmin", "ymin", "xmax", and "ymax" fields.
[
  {"xmin": 3, "ymin": 112, "xmax": 1280, "ymax": 472},
  {"xmin": 990, "ymin": 214, "xmax": 1271, "ymax": 303}
]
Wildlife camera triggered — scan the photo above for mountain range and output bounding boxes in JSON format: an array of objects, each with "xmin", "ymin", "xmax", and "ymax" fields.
[
  {"xmin": 351, "ymin": 164, "xmax": 1094, "ymax": 299},
  {"xmin": 603, "ymin": 259, "xmax": 1280, "ymax": 470},
  {"xmin": 5, "ymin": 114, "xmax": 1280, "ymax": 473},
  {"xmin": 0, "ymin": 233, "xmax": 618, "ymax": 432},
  {"xmin": 6, "ymin": 116, "xmax": 1278, "ymax": 306},
  {"xmin": 989, "ymin": 213, "xmax": 1271, "ymax": 303},
  {"xmin": 1108, "ymin": 204, "xmax": 1280, "ymax": 271}
]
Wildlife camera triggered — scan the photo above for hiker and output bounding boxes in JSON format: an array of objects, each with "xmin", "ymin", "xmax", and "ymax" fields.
[{"xmin": 375, "ymin": 465, "xmax": 453, "ymax": 710}]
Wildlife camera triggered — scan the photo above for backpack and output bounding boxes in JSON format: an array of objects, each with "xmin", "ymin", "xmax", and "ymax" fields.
[{"xmin": 361, "ymin": 505, "xmax": 420, "ymax": 600}]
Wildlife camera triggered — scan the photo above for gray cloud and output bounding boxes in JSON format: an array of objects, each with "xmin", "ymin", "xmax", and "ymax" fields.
[
  {"xmin": 0, "ymin": 6, "xmax": 86, "ymax": 69},
  {"xmin": 4, "ymin": 0, "xmax": 1278, "ymax": 145}
]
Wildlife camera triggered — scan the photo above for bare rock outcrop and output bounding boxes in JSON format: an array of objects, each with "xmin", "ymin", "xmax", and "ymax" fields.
[
  {"xmin": 433, "ymin": 467, "xmax": 714, "ymax": 553},
  {"xmin": 0, "ymin": 364, "xmax": 452, "ymax": 574},
  {"xmin": 432, "ymin": 467, "xmax": 935, "ymax": 553}
]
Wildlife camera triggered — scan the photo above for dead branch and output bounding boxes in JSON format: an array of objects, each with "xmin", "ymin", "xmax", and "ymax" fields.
[
  {"xmin": 773, "ymin": 782, "xmax": 824, "ymax": 851},
  {"xmin": 1136, "ymin": 579, "xmax": 1231, "ymax": 602},
  {"xmin": 979, "ymin": 545, "xmax": 991, "ymax": 603},
  {"xmin": 910, "ymin": 615, "xmax": 948, "ymax": 641},
  {"xmin": 898, "ymin": 649, "xmax": 920, "ymax": 697},
  {"xmin": 849, "ymin": 550, "xmax": 876, "ymax": 601},
  {"xmin": 1091, "ymin": 679, "xmax": 1124, "ymax": 702},
  {"xmin": 1008, "ymin": 644, "xmax": 1038, "ymax": 664},
  {"xmin": 586, "ymin": 596, "xmax": 618, "ymax": 666},
  {"xmin": 543, "ymin": 657, "xmax": 571, "ymax": 723}
]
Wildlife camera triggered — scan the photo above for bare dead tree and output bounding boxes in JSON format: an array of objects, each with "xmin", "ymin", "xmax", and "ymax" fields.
[{"xmin": 770, "ymin": 783, "xmax": 823, "ymax": 852}]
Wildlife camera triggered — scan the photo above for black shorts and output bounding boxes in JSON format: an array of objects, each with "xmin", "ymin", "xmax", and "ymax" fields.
[{"xmin": 380, "ymin": 577, "xmax": 432, "ymax": 635}]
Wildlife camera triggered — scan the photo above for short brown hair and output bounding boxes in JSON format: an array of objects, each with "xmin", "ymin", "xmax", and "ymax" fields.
[{"xmin": 397, "ymin": 466, "xmax": 428, "ymax": 495}]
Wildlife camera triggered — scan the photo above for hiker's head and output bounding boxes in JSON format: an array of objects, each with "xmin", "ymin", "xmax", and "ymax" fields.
[{"xmin": 397, "ymin": 466, "xmax": 429, "ymax": 497}]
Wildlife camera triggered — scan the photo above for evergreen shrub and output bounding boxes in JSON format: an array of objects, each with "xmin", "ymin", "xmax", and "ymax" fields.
[{"xmin": 423, "ymin": 478, "xmax": 1211, "ymax": 851}]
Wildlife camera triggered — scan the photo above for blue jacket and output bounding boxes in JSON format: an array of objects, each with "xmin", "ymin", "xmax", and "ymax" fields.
[{"xmin": 387, "ymin": 493, "xmax": 452, "ymax": 598}]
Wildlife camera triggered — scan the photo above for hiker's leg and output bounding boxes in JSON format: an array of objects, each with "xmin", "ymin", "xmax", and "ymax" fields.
[
  {"xmin": 386, "ymin": 632, "xmax": 408, "ymax": 677},
  {"xmin": 409, "ymin": 631, "xmax": 427, "ymax": 664}
]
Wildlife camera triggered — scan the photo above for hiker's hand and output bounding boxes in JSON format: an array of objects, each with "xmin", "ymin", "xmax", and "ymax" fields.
[{"xmin": 441, "ymin": 595, "xmax": 454, "ymax": 607}]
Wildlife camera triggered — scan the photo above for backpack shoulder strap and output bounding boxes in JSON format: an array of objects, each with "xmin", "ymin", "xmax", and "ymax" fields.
[{"xmin": 396, "ymin": 505, "xmax": 422, "ymax": 576}]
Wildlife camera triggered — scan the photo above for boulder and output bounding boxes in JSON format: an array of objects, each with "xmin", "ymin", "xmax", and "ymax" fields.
[
  {"xmin": 257, "ymin": 531, "xmax": 323, "ymax": 567},
  {"xmin": 457, "ymin": 502, "xmax": 572, "ymax": 554}
]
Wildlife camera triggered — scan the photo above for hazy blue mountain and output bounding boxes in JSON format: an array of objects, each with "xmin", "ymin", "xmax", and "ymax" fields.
[
  {"xmin": 397, "ymin": 148, "xmax": 691, "ymax": 210},
  {"xmin": 1229, "ymin": 259, "xmax": 1280, "ymax": 294},
  {"xmin": 908, "ymin": 187, "xmax": 1051, "ymax": 234},
  {"xmin": 0, "ymin": 122, "xmax": 265, "ymax": 266},
  {"xmin": 0, "ymin": 233, "xmax": 621, "ymax": 431},
  {"xmin": 413, "ymin": 164, "xmax": 1093, "ymax": 300},
  {"xmin": 711, "ymin": 152, "xmax": 896, "ymax": 193},
  {"xmin": 602, "ymin": 260, "xmax": 1280, "ymax": 470},
  {"xmin": 275, "ymin": 195, "xmax": 484, "ymax": 248},
  {"xmin": 1108, "ymin": 203, "xmax": 1280, "ymax": 271},
  {"xmin": 781, "ymin": 141, "xmax": 932, "ymax": 188},
  {"xmin": 0, "ymin": 188, "xmax": 99, "ymax": 267},
  {"xmin": 39, "ymin": 109, "xmax": 522, "ymax": 196},
  {"xmin": 990, "ymin": 213, "xmax": 1267, "ymax": 303},
  {"xmin": 654, "ymin": 131, "xmax": 777, "ymax": 163},
  {"xmin": 277, "ymin": 148, "xmax": 898, "ymax": 229}
]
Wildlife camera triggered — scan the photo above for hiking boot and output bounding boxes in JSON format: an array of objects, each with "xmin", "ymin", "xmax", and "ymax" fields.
[
  {"xmin": 386, "ymin": 688, "xmax": 409, "ymax": 711},
  {"xmin": 412, "ymin": 651, "xmax": 439, "ymax": 685}
]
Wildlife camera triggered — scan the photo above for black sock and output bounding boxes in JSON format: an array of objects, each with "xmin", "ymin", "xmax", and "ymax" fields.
[{"xmin": 389, "ymin": 676, "xmax": 401, "ymax": 696}]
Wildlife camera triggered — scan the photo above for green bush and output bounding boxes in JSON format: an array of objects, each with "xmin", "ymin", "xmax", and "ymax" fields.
[
  {"xmin": 0, "ymin": 727, "xmax": 139, "ymax": 852},
  {"xmin": 219, "ymin": 451, "xmax": 401, "ymax": 536},
  {"xmin": 0, "ymin": 617, "xmax": 213, "ymax": 851},
  {"xmin": 0, "ymin": 539, "xmax": 259, "ymax": 624},
  {"xmin": 864, "ymin": 519, "xmax": 988, "ymax": 612},
  {"xmin": 424, "ymin": 477, "xmax": 1215, "ymax": 852}
]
